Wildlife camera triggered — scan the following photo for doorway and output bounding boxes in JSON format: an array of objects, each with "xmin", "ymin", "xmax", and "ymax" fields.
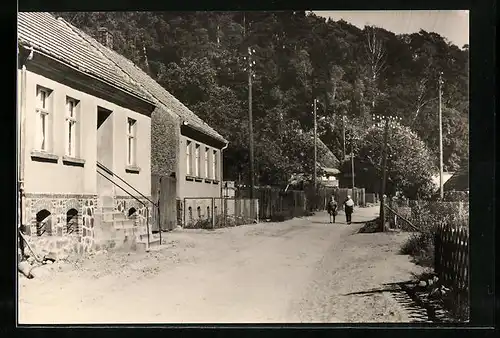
[{"xmin": 96, "ymin": 107, "xmax": 114, "ymax": 199}]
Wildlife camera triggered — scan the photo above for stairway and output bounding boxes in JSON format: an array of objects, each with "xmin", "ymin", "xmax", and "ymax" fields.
[{"xmin": 94, "ymin": 195, "xmax": 160, "ymax": 251}]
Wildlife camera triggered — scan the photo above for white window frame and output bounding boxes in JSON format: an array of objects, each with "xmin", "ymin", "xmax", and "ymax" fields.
[
  {"xmin": 212, "ymin": 150, "xmax": 217, "ymax": 180},
  {"xmin": 195, "ymin": 144, "xmax": 200, "ymax": 177},
  {"xmin": 65, "ymin": 97, "xmax": 79, "ymax": 157},
  {"xmin": 204, "ymin": 147, "xmax": 209, "ymax": 178},
  {"xmin": 126, "ymin": 118, "xmax": 137, "ymax": 166},
  {"xmin": 186, "ymin": 141, "xmax": 192, "ymax": 175},
  {"xmin": 35, "ymin": 86, "xmax": 52, "ymax": 152}
]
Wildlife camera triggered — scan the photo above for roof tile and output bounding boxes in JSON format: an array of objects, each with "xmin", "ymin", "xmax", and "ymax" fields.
[
  {"xmin": 18, "ymin": 12, "xmax": 153, "ymax": 104},
  {"xmin": 62, "ymin": 17, "xmax": 227, "ymax": 143}
]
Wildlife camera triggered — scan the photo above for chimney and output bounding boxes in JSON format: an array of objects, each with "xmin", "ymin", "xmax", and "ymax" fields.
[{"xmin": 97, "ymin": 27, "xmax": 113, "ymax": 49}]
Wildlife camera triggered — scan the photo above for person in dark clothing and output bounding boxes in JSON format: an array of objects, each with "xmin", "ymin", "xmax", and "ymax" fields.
[
  {"xmin": 343, "ymin": 195, "xmax": 354, "ymax": 224},
  {"xmin": 326, "ymin": 196, "xmax": 338, "ymax": 223}
]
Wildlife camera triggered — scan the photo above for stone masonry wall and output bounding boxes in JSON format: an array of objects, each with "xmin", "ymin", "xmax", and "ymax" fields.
[
  {"xmin": 115, "ymin": 196, "xmax": 154, "ymax": 232},
  {"xmin": 22, "ymin": 193, "xmax": 98, "ymax": 259}
]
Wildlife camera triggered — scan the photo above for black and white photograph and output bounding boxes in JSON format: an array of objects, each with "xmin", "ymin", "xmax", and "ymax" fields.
[{"xmin": 17, "ymin": 10, "xmax": 470, "ymax": 324}]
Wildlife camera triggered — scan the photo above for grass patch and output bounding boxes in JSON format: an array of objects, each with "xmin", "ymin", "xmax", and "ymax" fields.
[
  {"xmin": 400, "ymin": 231, "xmax": 435, "ymax": 268},
  {"xmin": 358, "ymin": 218, "xmax": 382, "ymax": 233}
]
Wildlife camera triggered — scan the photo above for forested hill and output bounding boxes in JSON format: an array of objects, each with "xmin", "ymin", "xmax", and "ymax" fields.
[{"xmin": 53, "ymin": 11, "xmax": 469, "ymax": 185}]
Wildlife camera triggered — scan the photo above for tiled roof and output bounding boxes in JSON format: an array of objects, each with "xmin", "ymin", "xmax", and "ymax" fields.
[
  {"xmin": 63, "ymin": 18, "xmax": 227, "ymax": 143},
  {"xmin": 17, "ymin": 12, "xmax": 154, "ymax": 105},
  {"xmin": 18, "ymin": 12, "xmax": 227, "ymax": 144},
  {"xmin": 443, "ymin": 166, "xmax": 469, "ymax": 192}
]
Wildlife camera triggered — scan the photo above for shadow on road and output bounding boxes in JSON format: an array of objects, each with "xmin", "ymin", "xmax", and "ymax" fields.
[
  {"xmin": 343, "ymin": 281, "xmax": 414, "ymax": 296},
  {"xmin": 342, "ymin": 281, "xmax": 449, "ymax": 323}
]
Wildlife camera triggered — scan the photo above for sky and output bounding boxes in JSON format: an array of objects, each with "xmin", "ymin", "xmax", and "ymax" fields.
[{"xmin": 314, "ymin": 10, "xmax": 469, "ymax": 48}]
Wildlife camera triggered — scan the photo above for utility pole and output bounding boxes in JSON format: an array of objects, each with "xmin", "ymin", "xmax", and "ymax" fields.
[
  {"xmin": 246, "ymin": 47, "xmax": 256, "ymax": 201},
  {"xmin": 342, "ymin": 115, "xmax": 346, "ymax": 161},
  {"xmin": 438, "ymin": 71, "xmax": 444, "ymax": 200},
  {"xmin": 351, "ymin": 140, "xmax": 355, "ymax": 204},
  {"xmin": 379, "ymin": 118, "xmax": 389, "ymax": 231},
  {"xmin": 372, "ymin": 114, "xmax": 401, "ymax": 231},
  {"xmin": 243, "ymin": 12, "xmax": 246, "ymax": 38},
  {"xmin": 313, "ymin": 98, "xmax": 318, "ymax": 190}
]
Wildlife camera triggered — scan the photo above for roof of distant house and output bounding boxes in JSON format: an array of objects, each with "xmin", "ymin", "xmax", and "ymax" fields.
[
  {"xmin": 17, "ymin": 12, "xmax": 154, "ymax": 105},
  {"xmin": 443, "ymin": 166, "xmax": 469, "ymax": 192},
  {"xmin": 18, "ymin": 12, "xmax": 227, "ymax": 144},
  {"xmin": 303, "ymin": 131, "xmax": 340, "ymax": 169}
]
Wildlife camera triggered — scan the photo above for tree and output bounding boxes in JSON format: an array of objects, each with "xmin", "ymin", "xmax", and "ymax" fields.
[
  {"xmin": 357, "ymin": 122, "xmax": 437, "ymax": 199},
  {"xmin": 56, "ymin": 11, "xmax": 468, "ymax": 188}
]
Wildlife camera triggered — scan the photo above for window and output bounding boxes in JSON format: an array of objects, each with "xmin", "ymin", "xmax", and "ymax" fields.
[
  {"xmin": 186, "ymin": 141, "xmax": 192, "ymax": 175},
  {"xmin": 195, "ymin": 144, "xmax": 200, "ymax": 177},
  {"xmin": 66, "ymin": 209, "xmax": 79, "ymax": 235},
  {"xmin": 126, "ymin": 118, "xmax": 137, "ymax": 166},
  {"xmin": 35, "ymin": 86, "xmax": 52, "ymax": 151},
  {"xmin": 36, "ymin": 209, "xmax": 52, "ymax": 236},
  {"xmin": 204, "ymin": 147, "xmax": 209, "ymax": 178},
  {"xmin": 65, "ymin": 97, "xmax": 79, "ymax": 157},
  {"xmin": 212, "ymin": 150, "xmax": 217, "ymax": 180}
]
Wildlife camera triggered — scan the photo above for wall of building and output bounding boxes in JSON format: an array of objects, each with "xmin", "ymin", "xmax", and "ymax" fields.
[
  {"xmin": 178, "ymin": 134, "xmax": 222, "ymax": 199},
  {"xmin": 151, "ymin": 106, "xmax": 180, "ymax": 177},
  {"xmin": 22, "ymin": 70, "xmax": 152, "ymax": 197},
  {"xmin": 20, "ymin": 69, "xmax": 152, "ymax": 255},
  {"xmin": 22, "ymin": 70, "xmax": 97, "ymax": 195},
  {"xmin": 112, "ymin": 104, "xmax": 151, "ymax": 198}
]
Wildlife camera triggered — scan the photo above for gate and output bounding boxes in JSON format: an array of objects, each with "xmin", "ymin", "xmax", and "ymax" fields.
[{"xmin": 151, "ymin": 175, "xmax": 177, "ymax": 231}]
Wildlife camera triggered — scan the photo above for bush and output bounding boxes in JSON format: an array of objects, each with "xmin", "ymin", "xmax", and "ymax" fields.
[
  {"xmin": 358, "ymin": 218, "xmax": 382, "ymax": 233},
  {"xmin": 270, "ymin": 212, "xmax": 293, "ymax": 222},
  {"xmin": 185, "ymin": 218, "xmax": 213, "ymax": 229},
  {"xmin": 400, "ymin": 231, "xmax": 435, "ymax": 267}
]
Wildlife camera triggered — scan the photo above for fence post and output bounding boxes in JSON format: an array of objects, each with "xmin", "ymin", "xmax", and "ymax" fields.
[
  {"xmin": 434, "ymin": 226, "xmax": 441, "ymax": 276},
  {"xmin": 183, "ymin": 198, "xmax": 186, "ymax": 228},
  {"xmin": 211, "ymin": 198, "xmax": 215, "ymax": 229}
]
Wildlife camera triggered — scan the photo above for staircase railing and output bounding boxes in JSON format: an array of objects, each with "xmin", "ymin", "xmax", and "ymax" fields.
[{"xmin": 97, "ymin": 161, "xmax": 161, "ymax": 248}]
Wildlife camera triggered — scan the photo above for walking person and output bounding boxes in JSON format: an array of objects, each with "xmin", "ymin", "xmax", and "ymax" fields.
[
  {"xmin": 326, "ymin": 195, "xmax": 338, "ymax": 223},
  {"xmin": 343, "ymin": 195, "xmax": 354, "ymax": 224}
]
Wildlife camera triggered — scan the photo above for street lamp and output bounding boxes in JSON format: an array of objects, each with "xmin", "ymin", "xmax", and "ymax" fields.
[{"xmin": 371, "ymin": 114, "xmax": 402, "ymax": 231}]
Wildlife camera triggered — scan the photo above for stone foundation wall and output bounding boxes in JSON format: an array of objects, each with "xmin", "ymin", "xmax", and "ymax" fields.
[
  {"xmin": 115, "ymin": 196, "xmax": 153, "ymax": 230},
  {"xmin": 22, "ymin": 193, "xmax": 98, "ymax": 257}
]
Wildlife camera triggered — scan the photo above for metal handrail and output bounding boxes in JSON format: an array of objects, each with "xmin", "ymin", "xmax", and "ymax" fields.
[
  {"xmin": 97, "ymin": 161, "xmax": 163, "ymax": 245},
  {"xmin": 97, "ymin": 161, "xmax": 157, "ymax": 207},
  {"xmin": 97, "ymin": 166, "xmax": 156, "ymax": 249}
]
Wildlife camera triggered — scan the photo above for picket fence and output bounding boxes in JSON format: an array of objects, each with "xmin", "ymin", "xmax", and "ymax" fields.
[{"xmin": 434, "ymin": 224, "xmax": 469, "ymax": 318}]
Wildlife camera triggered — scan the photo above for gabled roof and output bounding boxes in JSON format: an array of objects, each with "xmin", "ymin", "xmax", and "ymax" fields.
[
  {"xmin": 17, "ymin": 12, "xmax": 154, "ymax": 105},
  {"xmin": 303, "ymin": 131, "xmax": 340, "ymax": 169},
  {"xmin": 62, "ymin": 18, "xmax": 227, "ymax": 143},
  {"xmin": 443, "ymin": 166, "xmax": 469, "ymax": 192},
  {"xmin": 18, "ymin": 12, "xmax": 227, "ymax": 144}
]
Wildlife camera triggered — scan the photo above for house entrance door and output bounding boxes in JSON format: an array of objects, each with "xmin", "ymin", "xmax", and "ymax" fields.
[{"xmin": 96, "ymin": 107, "xmax": 114, "ymax": 203}]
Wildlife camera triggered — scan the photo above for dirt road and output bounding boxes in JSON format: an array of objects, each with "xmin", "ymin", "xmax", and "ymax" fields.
[{"xmin": 18, "ymin": 206, "xmax": 424, "ymax": 324}]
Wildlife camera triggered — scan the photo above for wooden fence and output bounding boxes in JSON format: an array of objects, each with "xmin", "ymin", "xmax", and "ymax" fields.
[
  {"xmin": 311, "ymin": 187, "xmax": 366, "ymax": 211},
  {"xmin": 434, "ymin": 224, "xmax": 469, "ymax": 317},
  {"xmin": 179, "ymin": 197, "xmax": 259, "ymax": 228},
  {"xmin": 237, "ymin": 188, "xmax": 306, "ymax": 220}
]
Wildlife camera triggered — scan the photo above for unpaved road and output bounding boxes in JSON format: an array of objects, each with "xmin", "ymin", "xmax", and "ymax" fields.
[{"xmin": 18, "ymin": 206, "xmax": 424, "ymax": 324}]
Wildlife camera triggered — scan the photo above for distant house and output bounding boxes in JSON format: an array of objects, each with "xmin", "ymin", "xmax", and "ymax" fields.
[
  {"xmin": 431, "ymin": 172, "xmax": 455, "ymax": 192},
  {"xmin": 18, "ymin": 12, "xmax": 156, "ymax": 254},
  {"xmin": 443, "ymin": 166, "xmax": 469, "ymax": 192},
  {"xmin": 288, "ymin": 134, "xmax": 340, "ymax": 188}
]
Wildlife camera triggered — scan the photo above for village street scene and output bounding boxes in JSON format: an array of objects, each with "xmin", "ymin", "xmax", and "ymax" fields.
[{"xmin": 17, "ymin": 11, "xmax": 469, "ymax": 324}]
